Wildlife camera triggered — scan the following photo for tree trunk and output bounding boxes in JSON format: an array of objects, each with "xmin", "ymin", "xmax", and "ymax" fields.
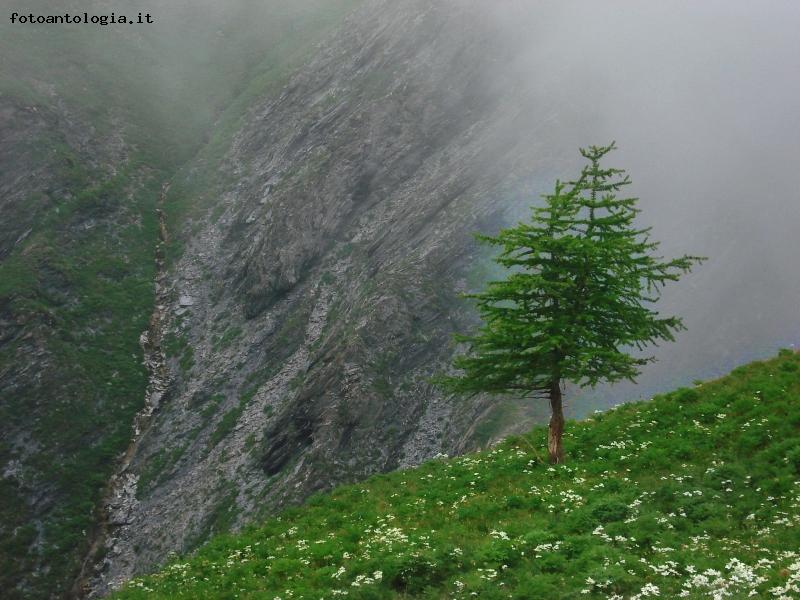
[{"xmin": 548, "ymin": 380, "xmax": 565, "ymax": 464}]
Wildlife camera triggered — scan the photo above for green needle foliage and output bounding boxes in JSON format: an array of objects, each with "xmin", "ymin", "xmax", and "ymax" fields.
[{"xmin": 440, "ymin": 143, "xmax": 705, "ymax": 464}]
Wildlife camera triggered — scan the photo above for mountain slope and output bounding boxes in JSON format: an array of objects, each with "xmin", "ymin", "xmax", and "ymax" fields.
[
  {"xmin": 0, "ymin": 67, "xmax": 164, "ymax": 600},
  {"xmin": 90, "ymin": 0, "xmax": 557, "ymax": 591},
  {"xmin": 0, "ymin": 3, "xmax": 361, "ymax": 597},
  {"xmin": 112, "ymin": 350, "xmax": 800, "ymax": 599}
]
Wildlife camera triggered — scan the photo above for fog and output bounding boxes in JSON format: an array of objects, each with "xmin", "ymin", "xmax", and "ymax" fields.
[
  {"xmin": 3, "ymin": 0, "xmax": 799, "ymax": 415},
  {"xmin": 477, "ymin": 1, "xmax": 800, "ymax": 414},
  {"xmin": 0, "ymin": 0, "xmax": 355, "ymax": 161}
]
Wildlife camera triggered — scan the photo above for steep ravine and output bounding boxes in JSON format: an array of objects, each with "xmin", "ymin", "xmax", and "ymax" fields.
[
  {"xmin": 91, "ymin": 0, "xmax": 556, "ymax": 591},
  {"xmin": 75, "ymin": 185, "xmax": 173, "ymax": 599}
]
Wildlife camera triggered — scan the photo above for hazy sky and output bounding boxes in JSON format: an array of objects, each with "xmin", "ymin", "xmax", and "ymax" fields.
[{"xmin": 475, "ymin": 1, "xmax": 800, "ymax": 412}]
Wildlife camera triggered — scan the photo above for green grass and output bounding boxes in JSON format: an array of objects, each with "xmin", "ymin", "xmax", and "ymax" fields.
[
  {"xmin": 213, "ymin": 327, "xmax": 244, "ymax": 352},
  {"xmin": 208, "ymin": 386, "xmax": 261, "ymax": 450},
  {"xmin": 112, "ymin": 350, "xmax": 800, "ymax": 599}
]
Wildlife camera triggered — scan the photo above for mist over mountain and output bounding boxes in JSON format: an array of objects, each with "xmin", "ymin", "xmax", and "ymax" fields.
[
  {"xmin": 503, "ymin": 1, "xmax": 800, "ymax": 413},
  {"xmin": 1, "ymin": 1, "xmax": 798, "ymax": 597}
]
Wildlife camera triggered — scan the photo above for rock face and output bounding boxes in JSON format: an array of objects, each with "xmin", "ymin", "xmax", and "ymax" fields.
[{"xmin": 87, "ymin": 0, "xmax": 552, "ymax": 593}]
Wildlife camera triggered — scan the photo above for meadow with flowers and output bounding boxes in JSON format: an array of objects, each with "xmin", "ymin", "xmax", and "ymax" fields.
[{"xmin": 114, "ymin": 350, "xmax": 800, "ymax": 599}]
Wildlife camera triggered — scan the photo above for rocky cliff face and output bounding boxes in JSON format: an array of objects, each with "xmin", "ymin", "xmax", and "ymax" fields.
[{"xmin": 86, "ymin": 1, "xmax": 554, "ymax": 594}]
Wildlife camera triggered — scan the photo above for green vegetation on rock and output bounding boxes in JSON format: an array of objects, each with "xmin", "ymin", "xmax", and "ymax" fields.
[{"xmin": 0, "ymin": 2, "xmax": 362, "ymax": 597}]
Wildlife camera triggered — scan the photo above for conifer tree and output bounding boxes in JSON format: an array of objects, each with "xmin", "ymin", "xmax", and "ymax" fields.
[{"xmin": 440, "ymin": 143, "xmax": 705, "ymax": 464}]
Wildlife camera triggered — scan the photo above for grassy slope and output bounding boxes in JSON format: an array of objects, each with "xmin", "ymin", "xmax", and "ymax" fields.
[{"xmin": 113, "ymin": 350, "xmax": 800, "ymax": 599}]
